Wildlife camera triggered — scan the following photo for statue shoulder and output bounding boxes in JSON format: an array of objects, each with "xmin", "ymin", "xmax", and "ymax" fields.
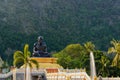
[{"xmin": 34, "ymin": 42, "xmax": 37, "ymax": 47}]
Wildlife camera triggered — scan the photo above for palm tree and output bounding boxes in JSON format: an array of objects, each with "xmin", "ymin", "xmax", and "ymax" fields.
[
  {"xmin": 84, "ymin": 41, "xmax": 95, "ymax": 53},
  {"xmin": 99, "ymin": 56, "xmax": 110, "ymax": 76},
  {"xmin": 108, "ymin": 39, "xmax": 120, "ymax": 68},
  {"xmin": 13, "ymin": 44, "xmax": 39, "ymax": 80}
]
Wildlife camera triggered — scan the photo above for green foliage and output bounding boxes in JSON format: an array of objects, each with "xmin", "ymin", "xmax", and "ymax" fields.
[
  {"xmin": 0, "ymin": 0, "xmax": 120, "ymax": 66},
  {"xmin": 108, "ymin": 39, "xmax": 120, "ymax": 68},
  {"xmin": 53, "ymin": 43, "xmax": 92, "ymax": 70},
  {"xmin": 54, "ymin": 53, "xmax": 72, "ymax": 68},
  {"xmin": 13, "ymin": 44, "xmax": 39, "ymax": 80},
  {"xmin": 98, "ymin": 54, "xmax": 110, "ymax": 76},
  {"xmin": 53, "ymin": 41, "xmax": 120, "ymax": 77},
  {"xmin": 13, "ymin": 44, "xmax": 39, "ymax": 69},
  {"xmin": 84, "ymin": 42, "xmax": 95, "ymax": 53},
  {"xmin": 0, "ymin": 0, "xmax": 120, "ymax": 77}
]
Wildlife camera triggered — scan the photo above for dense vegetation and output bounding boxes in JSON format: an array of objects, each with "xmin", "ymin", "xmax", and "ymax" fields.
[
  {"xmin": 53, "ymin": 41, "xmax": 120, "ymax": 77},
  {"xmin": 13, "ymin": 44, "xmax": 39, "ymax": 80},
  {"xmin": 0, "ymin": 0, "xmax": 120, "ymax": 75}
]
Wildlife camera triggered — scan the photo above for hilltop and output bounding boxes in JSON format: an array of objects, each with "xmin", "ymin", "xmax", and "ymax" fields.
[{"xmin": 0, "ymin": 0, "xmax": 120, "ymax": 64}]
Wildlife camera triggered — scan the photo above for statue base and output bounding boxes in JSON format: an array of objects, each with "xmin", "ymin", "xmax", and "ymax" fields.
[{"xmin": 30, "ymin": 57, "xmax": 63, "ymax": 69}]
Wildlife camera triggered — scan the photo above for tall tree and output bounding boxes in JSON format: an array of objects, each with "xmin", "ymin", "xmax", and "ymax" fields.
[
  {"xmin": 13, "ymin": 44, "xmax": 39, "ymax": 80},
  {"xmin": 84, "ymin": 41, "xmax": 95, "ymax": 53},
  {"xmin": 99, "ymin": 56, "xmax": 110, "ymax": 76},
  {"xmin": 108, "ymin": 39, "xmax": 120, "ymax": 68}
]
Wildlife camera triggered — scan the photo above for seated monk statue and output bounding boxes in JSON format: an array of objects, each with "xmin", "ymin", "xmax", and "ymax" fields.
[{"xmin": 32, "ymin": 36, "xmax": 51, "ymax": 57}]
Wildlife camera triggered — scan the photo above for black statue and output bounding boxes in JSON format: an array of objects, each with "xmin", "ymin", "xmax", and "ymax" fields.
[{"xmin": 32, "ymin": 36, "xmax": 51, "ymax": 57}]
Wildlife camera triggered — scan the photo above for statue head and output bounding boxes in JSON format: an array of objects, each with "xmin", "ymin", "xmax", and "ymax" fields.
[{"xmin": 37, "ymin": 36, "xmax": 43, "ymax": 43}]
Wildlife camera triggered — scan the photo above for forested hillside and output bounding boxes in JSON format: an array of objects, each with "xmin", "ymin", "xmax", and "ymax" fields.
[{"xmin": 0, "ymin": 0, "xmax": 120, "ymax": 64}]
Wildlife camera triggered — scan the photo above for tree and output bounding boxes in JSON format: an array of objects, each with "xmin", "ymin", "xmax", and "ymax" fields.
[
  {"xmin": 99, "ymin": 56, "xmax": 110, "ymax": 76},
  {"xmin": 84, "ymin": 41, "xmax": 95, "ymax": 53},
  {"xmin": 13, "ymin": 44, "xmax": 39, "ymax": 80},
  {"xmin": 108, "ymin": 39, "xmax": 120, "ymax": 68},
  {"xmin": 83, "ymin": 42, "xmax": 96, "ymax": 74},
  {"xmin": 53, "ymin": 44, "xmax": 87, "ymax": 69}
]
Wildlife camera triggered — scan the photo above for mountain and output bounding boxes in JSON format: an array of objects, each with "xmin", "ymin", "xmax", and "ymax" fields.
[{"xmin": 0, "ymin": 0, "xmax": 120, "ymax": 64}]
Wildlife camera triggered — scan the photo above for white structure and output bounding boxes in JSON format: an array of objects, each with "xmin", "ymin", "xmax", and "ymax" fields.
[{"xmin": 90, "ymin": 52, "xmax": 96, "ymax": 80}]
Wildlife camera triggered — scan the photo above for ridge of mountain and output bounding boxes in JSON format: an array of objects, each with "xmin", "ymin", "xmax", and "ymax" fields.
[{"xmin": 0, "ymin": 0, "xmax": 120, "ymax": 63}]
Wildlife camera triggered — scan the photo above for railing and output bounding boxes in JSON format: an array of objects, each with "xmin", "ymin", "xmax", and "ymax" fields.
[
  {"xmin": 46, "ymin": 69, "xmax": 91, "ymax": 80},
  {"xmin": 0, "ymin": 71, "xmax": 13, "ymax": 78},
  {"xmin": 1, "ymin": 68, "xmax": 120, "ymax": 80},
  {"xmin": 47, "ymin": 73, "xmax": 66, "ymax": 80},
  {"xmin": 46, "ymin": 72, "xmax": 91, "ymax": 80},
  {"xmin": 59, "ymin": 69, "xmax": 86, "ymax": 73}
]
